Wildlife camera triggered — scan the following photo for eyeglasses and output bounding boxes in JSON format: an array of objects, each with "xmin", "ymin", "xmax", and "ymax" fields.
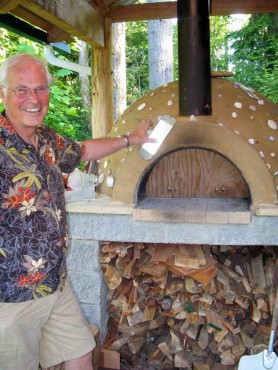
[{"xmin": 3, "ymin": 86, "xmax": 50, "ymax": 98}]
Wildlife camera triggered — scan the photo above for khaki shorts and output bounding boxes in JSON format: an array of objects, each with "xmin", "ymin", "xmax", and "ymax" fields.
[{"xmin": 0, "ymin": 280, "xmax": 96, "ymax": 370}]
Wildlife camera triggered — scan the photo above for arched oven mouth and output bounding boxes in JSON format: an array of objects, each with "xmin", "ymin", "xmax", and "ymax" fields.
[{"xmin": 133, "ymin": 147, "xmax": 252, "ymax": 224}]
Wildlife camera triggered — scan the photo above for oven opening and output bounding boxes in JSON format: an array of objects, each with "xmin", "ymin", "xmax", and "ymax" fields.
[{"xmin": 133, "ymin": 147, "xmax": 251, "ymax": 224}]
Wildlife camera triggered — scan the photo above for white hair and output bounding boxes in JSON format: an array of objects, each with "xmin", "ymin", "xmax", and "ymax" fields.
[{"xmin": 0, "ymin": 54, "xmax": 53, "ymax": 88}]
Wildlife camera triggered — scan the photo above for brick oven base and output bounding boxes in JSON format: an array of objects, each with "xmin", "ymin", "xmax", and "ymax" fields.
[{"xmin": 66, "ymin": 197, "xmax": 278, "ymax": 341}]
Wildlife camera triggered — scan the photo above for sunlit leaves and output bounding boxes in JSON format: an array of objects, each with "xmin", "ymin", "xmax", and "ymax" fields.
[{"xmin": 229, "ymin": 13, "xmax": 278, "ymax": 103}]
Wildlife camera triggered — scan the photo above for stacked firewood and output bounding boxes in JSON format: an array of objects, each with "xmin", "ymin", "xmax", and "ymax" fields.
[{"xmin": 99, "ymin": 243, "xmax": 278, "ymax": 370}]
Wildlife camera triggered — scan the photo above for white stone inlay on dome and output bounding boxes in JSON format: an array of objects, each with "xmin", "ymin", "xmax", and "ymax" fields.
[
  {"xmin": 250, "ymin": 105, "xmax": 256, "ymax": 111},
  {"xmin": 274, "ymin": 171, "xmax": 278, "ymax": 177},
  {"xmin": 218, "ymin": 122, "xmax": 224, "ymax": 127},
  {"xmin": 235, "ymin": 130, "xmax": 240, "ymax": 135},
  {"xmin": 232, "ymin": 112, "xmax": 238, "ymax": 118},
  {"xmin": 98, "ymin": 173, "xmax": 105, "ymax": 184},
  {"xmin": 190, "ymin": 115, "xmax": 197, "ymax": 121},
  {"xmin": 103, "ymin": 161, "xmax": 108, "ymax": 169},
  {"xmin": 113, "ymin": 126, "xmax": 118, "ymax": 132},
  {"xmin": 250, "ymin": 116, "xmax": 255, "ymax": 120},
  {"xmin": 248, "ymin": 138, "xmax": 255, "ymax": 145},
  {"xmin": 269, "ymin": 135, "xmax": 276, "ymax": 142},
  {"xmin": 122, "ymin": 119, "xmax": 126, "ymax": 125},
  {"xmin": 107, "ymin": 175, "xmax": 114, "ymax": 188},
  {"xmin": 120, "ymin": 158, "xmax": 125, "ymax": 163},
  {"xmin": 258, "ymin": 100, "xmax": 265, "ymax": 105},
  {"xmin": 149, "ymin": 92, "xmax": 155, "ymax": 97},
  {"xmin": 268, "ymin": 120, "xmax": 277, "ymax": 130},
  {"xmin": 167, "ymin": 100, "xmax": 173, "ymax": 106},
  {"xmin": 234, "ymin": 102, "xmax": 242, "ymax": 109},
  {"xmin": 259, "ymin": 151, "xmax": 264, "ymax": 158},
  {"xmin": 137, "ymin": 103, "xmax": 146, "ymax": 111},
  {"xmin": 172, "ymin": 93, "xmax": 176, "ymax": 97},
  {"xmin": 266, "ymin": 163, "xmax": 271, "ymax": 169},
  {"xmin": 270, "ymin": 152, "xmax": 276, "ymax": 157}
]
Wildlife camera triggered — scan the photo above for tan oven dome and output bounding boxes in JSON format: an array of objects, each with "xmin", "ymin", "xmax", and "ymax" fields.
[{"xmin": 97, "ymin": 78, "xmax": 278, "ymax": 207}]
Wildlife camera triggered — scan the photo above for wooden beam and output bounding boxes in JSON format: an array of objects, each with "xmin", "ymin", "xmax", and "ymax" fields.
[
  {"xmin": 211, "ymin": 0, "xmax": 278, "ymax": 16},
  {"xmin": 0, "ymin": 0, "xmax": 20, "ymax": 13},
  {"xmin": 108, "ymin": 0, "xmax": 278, "ymax": 22},
  {"xmin": 11, "ymin": 6, "xmax": 72, "ymax": 44},
  {"xmin": 47, "ymin": 25, "xmax": 72, "ymax": 44},
  {"xmin": 12, "ymin": 6, "xmax": 54, "ymax": 32},
  {"xmin": 18, "ymin": 0, "xmax": 105, "ymax": 47},
  {"xmin": 109, "ymin": 2, "xmax": 176, "ymax": 22}
]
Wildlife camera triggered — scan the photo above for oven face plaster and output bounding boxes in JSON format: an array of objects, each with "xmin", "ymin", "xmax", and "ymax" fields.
[{"xmin": 66, "ymin": 210, "xmax": 278, "ymax": 340}]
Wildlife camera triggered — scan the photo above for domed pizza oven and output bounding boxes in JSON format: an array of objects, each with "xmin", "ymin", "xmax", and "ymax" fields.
[
  {"xmin": 97, "ymin": 0, "xmax": 278, "ymax": 223},
  {"xmin": 97, "ymin": 78, "xmax": 277, "ymax": 216}
]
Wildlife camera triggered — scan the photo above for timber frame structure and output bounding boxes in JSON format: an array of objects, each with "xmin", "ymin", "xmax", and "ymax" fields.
[{"xmin": 0, "ymin": 0, "xmax": 277, "ymax": 138}]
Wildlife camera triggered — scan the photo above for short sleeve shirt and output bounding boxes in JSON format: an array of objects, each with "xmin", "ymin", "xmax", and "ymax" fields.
[{"xmin": 0, "ymin": 114, "xmax": 83, "ymax": 302}]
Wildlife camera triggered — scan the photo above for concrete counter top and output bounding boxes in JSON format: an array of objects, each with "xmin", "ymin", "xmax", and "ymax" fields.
[{"xmin": 66, "ymin": 194, "xmax": 133, "ymax": 215}]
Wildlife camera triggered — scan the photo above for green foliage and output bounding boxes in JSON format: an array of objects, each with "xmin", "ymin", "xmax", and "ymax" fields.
[
  {"xmin": 229, "ymin": 13, "xmax": 278, "ymax": 103},
  {"xmin": 210, "ymin": 16, "xmax": 230, "ymax": 72},
  {"xmin": 126, "ymin": 21, "xmax": 149, "ymax": 105},
  {"xmin": 45, "ymin": 82, "xmax": 89, "ymax": 141}
]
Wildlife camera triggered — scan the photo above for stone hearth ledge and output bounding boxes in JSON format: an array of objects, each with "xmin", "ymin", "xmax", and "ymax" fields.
[
  {"xmin": 66, "ymin": 194, "xmax": 133, "ymax": 214},
  {"xmin": 66, "ymin": 195, "xmax": 278, "ymax": 219}
]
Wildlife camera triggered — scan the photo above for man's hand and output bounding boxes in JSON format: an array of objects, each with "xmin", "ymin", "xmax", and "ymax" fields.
[{"xmin": 129, "ymin": 119, "xmax": 156, "ymax": 146}]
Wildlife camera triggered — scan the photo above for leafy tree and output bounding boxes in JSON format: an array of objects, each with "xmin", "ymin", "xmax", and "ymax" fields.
[
  {"xmin": 210, "ymin": 16, "xmax": 230, "ymax": 72},
  {"xmin": 125, "ymin": 21, "xmax": 149, "ymax": 105},
  {"xmin": 229, "ymin": 13, "xmax": 278, "ymax": 103}
]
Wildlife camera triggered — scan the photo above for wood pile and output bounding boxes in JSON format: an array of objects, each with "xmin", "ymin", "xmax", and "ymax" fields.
[{"xmin": 99, "ymin": 243, "xmax": 278, "ymax": 370}]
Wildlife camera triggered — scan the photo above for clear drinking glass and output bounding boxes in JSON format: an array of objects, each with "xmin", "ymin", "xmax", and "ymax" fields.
[{"xmin": 81, "ymin": 173, "xmax": 95, "ymax": 202}]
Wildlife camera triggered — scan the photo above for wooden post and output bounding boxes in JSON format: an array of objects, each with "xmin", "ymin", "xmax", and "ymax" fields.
[{"xmin": 92, "ymin": 17, "xmax": 114, "ymax": 138}]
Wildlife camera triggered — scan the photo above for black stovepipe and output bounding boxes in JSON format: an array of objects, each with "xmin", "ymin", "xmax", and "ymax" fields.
[{"xmin": 178, "ymin": 0, "xmax": 212, "ymax": 116}]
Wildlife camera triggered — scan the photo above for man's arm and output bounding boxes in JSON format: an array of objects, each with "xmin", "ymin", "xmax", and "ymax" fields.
[{"xmin": 81, "ymin": 119, "xmax": 154, "ymax": 161}]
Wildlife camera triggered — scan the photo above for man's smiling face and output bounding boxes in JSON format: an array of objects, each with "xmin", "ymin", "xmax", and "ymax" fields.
[{"xmin": 0, "ymin": 58, "xmax": 50, "ymax": 131}]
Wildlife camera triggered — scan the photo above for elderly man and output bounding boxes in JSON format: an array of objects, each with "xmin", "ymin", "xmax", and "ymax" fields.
[{"xmin": 0, "ymin": 54, "xmax": 153, "ymax": 370}]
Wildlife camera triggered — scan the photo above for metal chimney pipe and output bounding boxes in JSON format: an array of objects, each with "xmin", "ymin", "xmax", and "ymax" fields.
[{"xmin": 178, "ymin": 0, "xmax": 212, "ymax": 116}]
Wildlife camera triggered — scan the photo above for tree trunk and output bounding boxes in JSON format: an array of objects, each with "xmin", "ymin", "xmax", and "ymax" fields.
[
  {"xmin": 78, "ymin": 40, "xmax": 92, "ymax": 134},
  {"xmin": 112, "ymin": 22, "xmax": 127, "ymax": 121},
  {"xmin": 147, "ymin": 0, "xmax": 174, "ymax": 90}
]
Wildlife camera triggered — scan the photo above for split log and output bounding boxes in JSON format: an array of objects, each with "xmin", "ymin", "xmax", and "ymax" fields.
[
  {"xmin": 174, "ymin": 349, "xmax": 192, "ymax": 368},
  {"xmin": 220, "ymin": 349, "xmax": 236, "ymax": 365},
  {"xmin": 128, "ymin": 337, "xmax": 144, "ymax": 354}
]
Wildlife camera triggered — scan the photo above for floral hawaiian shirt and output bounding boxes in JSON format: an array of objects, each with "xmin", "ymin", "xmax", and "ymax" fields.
[{"xmin": 0, "ymin": 113, "xmax": 83, "ymax": 302}]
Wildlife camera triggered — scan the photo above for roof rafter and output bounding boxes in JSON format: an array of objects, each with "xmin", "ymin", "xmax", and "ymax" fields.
[{"xmin": 107, "ymin": 0, "xmax": 278, "ymax": 22}]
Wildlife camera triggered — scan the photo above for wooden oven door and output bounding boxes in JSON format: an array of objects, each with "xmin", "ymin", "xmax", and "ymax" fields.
[{"xmin": 144, "ymin": 148, "xmax": 249, "ymax": 199}]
